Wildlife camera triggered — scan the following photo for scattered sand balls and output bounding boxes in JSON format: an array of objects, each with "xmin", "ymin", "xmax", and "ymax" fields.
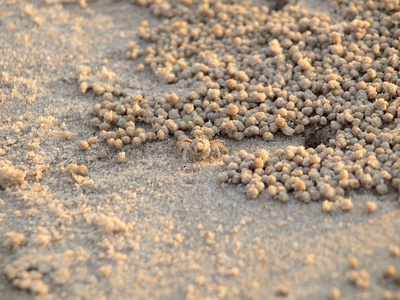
[
  {"xmin": 330, "ymin": 287, "xmax": 340, "ymax": 300},
  {"xmin": 88, "ymin": 136, "xmax": 97, "ymax": 145},
  {"xmin": 0, "ymin": 161, "xmax": 26, "ymax": 190},
  {"xmin": 80, "ymin": 82, "xmax": 88, "ymax": 94},
  {"xmin": 376, "ymin": 183, "xmax": 388, "ymax": 195},
  {"xmin": 132, "ymin": 137, "xmax": 142, "ymax": 147},
  {"xmin": 157, "ymin": 130, "xmax": 167, "ymax": 140},
  {"xmin": 114, "ymin": 139, "xmax": 123, "ymax": 151},
  {"xmin": 4, "ymin": 262, "xmax": 49, "ymax": 295},
  {"xmin": 116, "ymin": 152, "xmax": 125, "ymax": 164},
  {"xmin": 183, "ymin": 103, "xmax": 194, "ymax": 114},
  {"xmin": 218, "ymin": 171, "xmax": 229, "ymax": 183},
  {"xmin": 262, "ymin": 132, "xmax": 273, "ymax": 141},
  {"xmin": 246, "ymin": 187, "xmax": 259, "ymax": 199},
  {"xmin": 66, "ymin": 164, "xmax": 88, "ymax": 177},
  {"xmin": 340, "ymin": 198, "xmax": 354, "ymax": 212},
  {"xmin": 76, "ymin": 0, "xmax": 400, "ymax": 209},
  {"xmin": 348, "ymin": 257, "xmax": 359, "ymax": 269},
  {"xmin": 3, "ymin": 232, "xmax": 25, "ymax": 249},
  {"xmin": 382, "ymin": 290, "xmax": 393, "ymax": 300},
  {"xmin": 99, "ymin": 266, "xmax": 112, "ymax": 277},
  {"xmin": 98, "ymin": 150, "xmax": 107, "ymax": 159},
  {"xmin": 78, "ymin": 140, "xmax": 90, "ymax": 151},
  {"xmin": 322, "ymin": 200, "xmax": 333, "ymax": 213},
  {"xmin": 126, "ymin": 41, "xmax": 143, "ymax": 60},
  {"xmin": 389, "ymin": 245, "xmax": 400, "ymax": 257},
  {"xmin": 275, "ymin": 115, "xmax": 286, "ymax": 127},
  {"xmin": 346, "ymin": 269, "xmax": 370, "ymax": 289},
  {"xmin": 226, "ymin": 103, "xmax": 239, "ymax": 117},
  {"xmin": 385, "ymin": 265, "xmax": 396, "ymax": 278},
  {"xmin": 365, "ymin": 201, "xmax": 378, "ymax": 213},
  {"xmin": 3, "ymin": 252, "xmax": 74, "ymax": 296},
  {"xmin": 76, "ymin": 165, "xmax": 88, "ymax": 176},
  {"xmin": 61, "ymin": 131, "xmax": 74, "ymax": 141},
  {"xmin": 355, "ymin": 274, "xmax": 370, "ymax": 289}
]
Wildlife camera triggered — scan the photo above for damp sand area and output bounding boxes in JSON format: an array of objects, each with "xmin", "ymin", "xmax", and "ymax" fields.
[{"xmin": 1, "ymin": 0, "xmax": 400, "ymax": 299}]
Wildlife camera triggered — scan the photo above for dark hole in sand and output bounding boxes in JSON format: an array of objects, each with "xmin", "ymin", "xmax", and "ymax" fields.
[
  {"xmin": 303, "ymin": 125, "xmax": 334, "ymax": 149},
  {"xmin": 268, "ymin": 0, "xmax": 291, "ymax": 11}
]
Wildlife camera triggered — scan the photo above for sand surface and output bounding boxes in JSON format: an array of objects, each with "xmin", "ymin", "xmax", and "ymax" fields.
[{"xmin": 1, "ymin": 0, "xmax": 400, "ymax": 299}]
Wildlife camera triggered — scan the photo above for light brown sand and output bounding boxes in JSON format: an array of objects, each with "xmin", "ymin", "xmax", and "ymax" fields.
[{"xmin": 0, "ymin": 1, "xmax": 399, "ymax": 299}]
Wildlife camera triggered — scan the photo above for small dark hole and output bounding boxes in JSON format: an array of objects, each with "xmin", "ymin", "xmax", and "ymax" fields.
[
  {"xmin": 275, "ymin": 288, "xmax": 289, "ymax": 297},
  {"xmin": 267, "ymin": 0, "xmax": 292, "ymax": 11},
  {"xmin": 304, "ymin": 126, "xmax": 334, "ymax": 149}
]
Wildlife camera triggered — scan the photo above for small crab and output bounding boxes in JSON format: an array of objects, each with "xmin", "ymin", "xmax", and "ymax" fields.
[{"xmin": 178, "ymin": 136, "xmax": 229, "ymax": 160}]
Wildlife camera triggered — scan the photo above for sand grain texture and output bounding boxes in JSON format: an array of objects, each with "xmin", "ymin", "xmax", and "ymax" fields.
[{"xmin": 1, "ymin": 0, "xmax": 400, "ymax": 299}]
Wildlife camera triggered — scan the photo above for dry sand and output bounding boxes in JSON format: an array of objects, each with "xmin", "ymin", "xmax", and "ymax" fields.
[{"xmin": 0, "ymin": 0, "xmax": 400, "ymax": 299}]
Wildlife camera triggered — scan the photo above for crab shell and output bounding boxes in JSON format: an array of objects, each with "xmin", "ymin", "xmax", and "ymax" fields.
[{"xmin": 192, "ymin": 138, "xmax": 210, "ymax": 153}]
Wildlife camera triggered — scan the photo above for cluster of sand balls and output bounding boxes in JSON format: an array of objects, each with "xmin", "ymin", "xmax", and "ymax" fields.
[
  {"xmin": 79, "ymin": 0, "xmax": 400, "ymax": 207},
  {"xmin": 0, "ymin": 161, "xmax": 26, "ymax": 190},
  {"xmin": 218, "ymin": 144, "xmax": 387, "ymax": 212},
  {"xmin": 4, "ymin": 253, "xmax": 73, "ymax": 296}
]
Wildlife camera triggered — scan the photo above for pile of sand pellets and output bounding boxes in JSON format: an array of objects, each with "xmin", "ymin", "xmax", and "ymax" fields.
[{"xmin": 78, "ymin": 0, "xmax": 400, "ymax": 211}]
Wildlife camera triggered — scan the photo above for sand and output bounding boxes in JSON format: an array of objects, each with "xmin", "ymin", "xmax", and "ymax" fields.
[{"xmin": 1, "ymin": 0, "xmax": 400, "ymax": 299}]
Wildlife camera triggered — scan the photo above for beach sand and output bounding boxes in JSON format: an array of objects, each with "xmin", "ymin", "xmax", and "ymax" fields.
[{"xmin": 1, "ymin": 0, "xmax": 400, "ymax": 299}]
